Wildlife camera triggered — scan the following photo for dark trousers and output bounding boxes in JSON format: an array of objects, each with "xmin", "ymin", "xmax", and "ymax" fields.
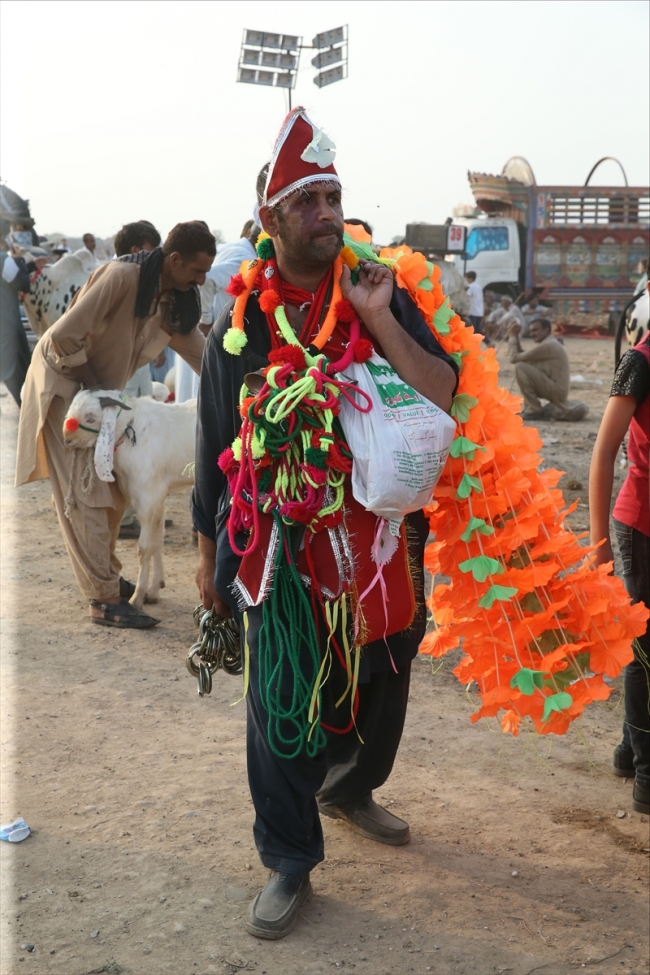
[
  {"xmin": 244, "ymin": 603, "xmax": 411, "ymax": 876},
  {"xmin": 0, "ymin": 311, "xmax": 31, "ymax": 408},
  {"xmin": 468, "ymin": 315, "xmax": 484, "ymax": 334},
  {"xmin": 612, "ymin": 519, "xmax": 650, "ymax": 784}
]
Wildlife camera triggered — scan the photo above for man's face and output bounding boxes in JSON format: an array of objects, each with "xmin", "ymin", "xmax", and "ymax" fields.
[
  {"xmin": 501, "ymin": 296, "xmax": 512, "ymax": 310},
  {"xmin": 530, "ymin": 320, "xmax": 549, "ymax": 343},
  {"xmin": 261, "ymin": 185, "xmax": 344, "ymax": 271},
  {"xmin": 165, "ymin": 251, "xmax": 214, "ymax": 290},
  {"xmin": 84, "ymin": 235, "xmax": 96, "ymax": 252},
  {"xmin": 528, "ymin": 297, "xmax": 538, "ymax": 307}
]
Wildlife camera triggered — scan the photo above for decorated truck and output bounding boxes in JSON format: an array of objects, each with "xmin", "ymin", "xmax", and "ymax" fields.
[
  {"xmin": 405, "ymin": 158, "xmax": 648, "ymax": 334},
  {"xmin": 449, "ymin": 157, "xmax": 649, "ymax": 334}
]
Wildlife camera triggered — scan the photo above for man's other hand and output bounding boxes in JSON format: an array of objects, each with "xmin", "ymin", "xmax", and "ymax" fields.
[
  {"xmin": 195, "ymin": 531, "xmax": 232, "ymax": 616},
  {"xmin": 195, "ymin": 556, "xmax": 232, "ymax": 616},
  {"xmin": 507, "ymin": 321, "xmax": 521, "ymax": 337}
]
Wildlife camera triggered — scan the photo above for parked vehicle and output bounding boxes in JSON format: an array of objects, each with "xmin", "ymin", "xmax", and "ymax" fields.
[
  {"xmin": 449, "ymin": 157, "xmax": 649, "ymax": 334},
  {"xmin": 403, "ymin": 158, "xmax": 648, "ymax": 334}
]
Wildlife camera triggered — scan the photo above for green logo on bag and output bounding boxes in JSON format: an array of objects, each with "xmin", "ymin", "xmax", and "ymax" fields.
[{"xmin": 366, "ymin": 361, "xmax": 423, "ymax": 409}]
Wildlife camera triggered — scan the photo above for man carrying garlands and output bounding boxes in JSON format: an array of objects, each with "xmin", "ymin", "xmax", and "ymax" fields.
[{"xmin": 192, "ymin": 108, "xmax": 458, "ymax": 939}]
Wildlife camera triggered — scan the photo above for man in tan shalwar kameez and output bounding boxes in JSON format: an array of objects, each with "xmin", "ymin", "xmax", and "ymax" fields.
[{"xmin": 15, "ymin": 221, "xmax": 216, "ymax": 628}]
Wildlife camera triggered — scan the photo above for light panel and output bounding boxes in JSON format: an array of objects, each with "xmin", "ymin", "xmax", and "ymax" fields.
[
  {"xmin": 238, "ymin": 28, "xmax": 301, "ymax": 89},
  {"xmin": 312, "ymin": 26, "xmax": 346, "ymax": 49},
  {"xmin": 311, "ymin": 45, "xmax": 346, "ymax": 70},
  {"xmin": 313, "ymin": 64, "xmax": 347, "ymax": 89}
]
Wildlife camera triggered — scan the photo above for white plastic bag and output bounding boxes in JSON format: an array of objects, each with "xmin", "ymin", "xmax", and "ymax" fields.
[{"xmin": 339, "ymin": 353, "xmax": 456, "ymax": 525}]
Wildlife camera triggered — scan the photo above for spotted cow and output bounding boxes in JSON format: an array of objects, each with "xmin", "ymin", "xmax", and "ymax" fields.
[{"xmin": 21, "ymin": 253, "xmax": 91, "ymax": 337}]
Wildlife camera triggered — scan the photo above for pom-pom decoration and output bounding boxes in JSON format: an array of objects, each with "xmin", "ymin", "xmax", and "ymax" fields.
[
  {"xmin": 268, "ymin": 344, "xmax": 307, "ymax": 371},
  {"xmin": 256, "ymin": 235, "xmax": 275, "ymax": 261},
  {"xmin": 334, "ymin": 299, "xmax": 356, "ymax": 323},
  {"xmin": 64, "ymin": 417, "xmax": 79, "ymax": 432},
  {"xmin": 259, "ymin": 289, "xmax": 282, "ymax": 314},
  {"xmin": 223, "ymin": 326, "xmax": 248, "ymax": 355},
  {"xmin": 340, "ymin": 245, "xmax": 359, "ymax": 271},
  {"xmin": 375, "ymin": 242, "xmax": 649, "ymax": 736},
  {"xmin": 226, "ymin": 273, "xmax": 247, "ymax": 297},
  {"xmin": 352, "ymin": 338, "xmax": 374, "ymax": 363}
]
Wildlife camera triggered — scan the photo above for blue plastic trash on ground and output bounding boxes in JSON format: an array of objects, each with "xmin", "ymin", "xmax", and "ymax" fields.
[{"xmin": 0, "ymin": 818, "xmax": 31, "ymax": 842}]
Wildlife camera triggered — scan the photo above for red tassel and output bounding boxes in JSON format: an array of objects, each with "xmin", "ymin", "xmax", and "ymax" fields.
[
  {"xmin": 335, "ymin": 299, "xmax": 356, "ymax": 323},
  {"xmin": 259, "ymin": 289, "xmax": 281, "ymax": 313},
  {"xmin": 217, "ymin": 446, "xmax": 235, "ymax": 472},
  {"xmin": 268, "ymin": 344, "xmax": 307, "ymax": 371},
  {"xmin": 226, "ymin": 273, "xmax": 246, "ymax": 297},
  {"xmin": 352, "ymin": 339, "xmax": 374, "ymax": 363}
]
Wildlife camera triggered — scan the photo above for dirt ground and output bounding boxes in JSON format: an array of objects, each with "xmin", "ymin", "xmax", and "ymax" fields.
[{"xmin": 1, "ymin": 337, "xmax": 648, "ymax": 975}]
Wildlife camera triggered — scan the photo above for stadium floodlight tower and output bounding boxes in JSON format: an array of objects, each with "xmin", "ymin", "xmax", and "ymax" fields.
[{"xmin": 237, "ymin": 26, "xmax": 348, "ymax": 106}]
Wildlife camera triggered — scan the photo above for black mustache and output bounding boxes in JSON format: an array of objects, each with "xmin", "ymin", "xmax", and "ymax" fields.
[{"xmin": 313, "ymin": 226, "xmax": 343, "ymax": 238}]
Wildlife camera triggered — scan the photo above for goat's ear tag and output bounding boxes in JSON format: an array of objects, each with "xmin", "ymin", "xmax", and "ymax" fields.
[{"xmin": 98, "ymin": 396, "xmax": 131, "ymax": 410}]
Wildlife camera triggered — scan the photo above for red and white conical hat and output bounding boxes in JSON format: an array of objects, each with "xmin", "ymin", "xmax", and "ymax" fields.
[{"xmin": 262, "ymin": 107, "xmax": 340, "ymax": 208}]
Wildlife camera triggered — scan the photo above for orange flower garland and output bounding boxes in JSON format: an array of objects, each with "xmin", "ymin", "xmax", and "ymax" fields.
[{"xmin": 379, "ymin": 244, "xmax": 649, "ymax": 736}]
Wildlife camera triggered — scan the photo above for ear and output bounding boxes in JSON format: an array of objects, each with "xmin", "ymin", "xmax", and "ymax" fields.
[
  {"xmin": 259, "ymin": 206, "xmax": 279, "ymax": 239},
  {"xmin": 98, "ymin": 396, "xmax": 131, "ymax": 410},
  {"xmin": 94, "ymin": 408, "xmax": 118, "ymax": 482}
]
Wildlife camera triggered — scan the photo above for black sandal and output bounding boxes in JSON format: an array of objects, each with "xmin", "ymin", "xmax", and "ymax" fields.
[
  {"xmin": 119, "ymin": 577, "xmax": 136, "ymax": 599},
  {"xmin": 89, "ymin": 598, "xmax": 160, "ymax": 629}
]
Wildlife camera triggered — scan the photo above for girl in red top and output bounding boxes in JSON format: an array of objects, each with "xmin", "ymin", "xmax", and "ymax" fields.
[{"xmin": 590, "ymin": 331, "xmax": 649, "ymax": 814}]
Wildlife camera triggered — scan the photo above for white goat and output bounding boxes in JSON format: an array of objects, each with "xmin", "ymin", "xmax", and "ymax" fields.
[{"xmin": 63, "ymin": 389, "xmax": 196, "ymax": 609}]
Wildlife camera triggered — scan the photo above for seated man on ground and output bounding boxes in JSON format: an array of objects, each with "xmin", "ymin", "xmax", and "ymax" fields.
[
  {"xmin": 508, "ymin": 317, "xmax": 588, "ymax": 421},
  {"xmin": 484, "ymin": 294, "xmax": 524, "ymax": 344}
]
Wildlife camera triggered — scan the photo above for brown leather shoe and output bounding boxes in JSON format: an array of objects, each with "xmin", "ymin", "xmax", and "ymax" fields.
[{"xmin": 319, "ymin": 797, "xmax": 410, "ymax": 846}]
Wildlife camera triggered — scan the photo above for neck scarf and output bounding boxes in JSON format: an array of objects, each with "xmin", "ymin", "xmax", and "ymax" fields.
[
  {"xmin": 118, "ymin": 248, "xmax": 200, "ymax": 335},
  {"xmin": 257, "ymin": 261, "xmax": 334, "ymax": 349}
]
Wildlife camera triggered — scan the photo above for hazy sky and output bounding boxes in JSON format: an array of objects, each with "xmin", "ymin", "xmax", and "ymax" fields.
[{"xmin": 1, "ymin": 0, "xmax": 648, "ymax": 244}]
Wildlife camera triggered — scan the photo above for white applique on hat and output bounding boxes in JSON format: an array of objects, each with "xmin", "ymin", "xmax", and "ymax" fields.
[{"xmin": 301, "ymin": 125, "xmax": 337, "ymax": 168}]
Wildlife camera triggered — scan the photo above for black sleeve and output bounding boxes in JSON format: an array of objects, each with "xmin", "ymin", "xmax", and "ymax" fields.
[
  {"xmin": 389, "ymin": 283, "xmax": 460, "ymax": 393},
  {"xmin": 610, "ymin": 347, "xmax": 650, "ymax": 403},
  {"xmin": 191, "ymin": 297, "xmax": 272, "ymax": 541}
]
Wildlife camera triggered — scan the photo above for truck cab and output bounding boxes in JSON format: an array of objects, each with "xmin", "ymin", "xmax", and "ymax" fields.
[{"xmin": 448, "ymin": 217, "xmax": 521, "ymax": 294}]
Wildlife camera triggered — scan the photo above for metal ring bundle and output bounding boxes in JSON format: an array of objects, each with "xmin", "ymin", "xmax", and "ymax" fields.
[{"xmin": 186, "ymin": 606, "xmax": 242, "ymax": 696}]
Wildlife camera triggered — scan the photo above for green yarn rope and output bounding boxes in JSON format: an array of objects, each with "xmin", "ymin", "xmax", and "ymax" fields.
[{"xmin": 258, "ymin": 514, "xmax": 328, "ymax": 759}]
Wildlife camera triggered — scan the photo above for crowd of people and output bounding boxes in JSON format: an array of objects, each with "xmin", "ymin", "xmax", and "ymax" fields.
[{"xmin": 1, "ymin": 108, "xmax": 648, "ymax": 942}]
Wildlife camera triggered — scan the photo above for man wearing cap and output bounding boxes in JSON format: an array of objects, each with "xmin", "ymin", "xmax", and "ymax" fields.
[{"xmin": 192, "ymin": 109, "xmax": 458, "ymax": 939}]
